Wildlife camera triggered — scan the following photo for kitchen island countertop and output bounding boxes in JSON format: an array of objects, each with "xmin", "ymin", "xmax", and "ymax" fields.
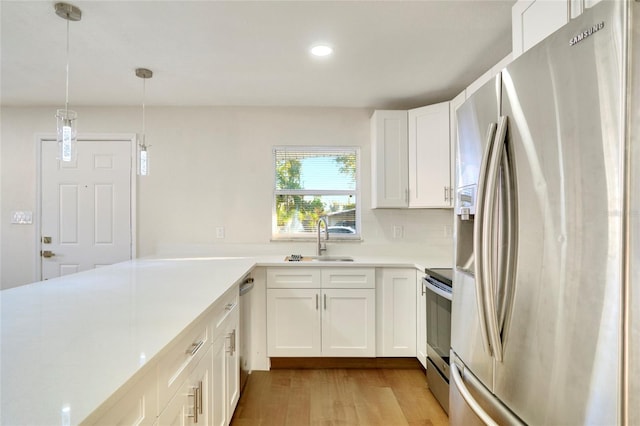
[{"xmin": 0, "ymin": 257, "xmax": 255, "ymax": 425}]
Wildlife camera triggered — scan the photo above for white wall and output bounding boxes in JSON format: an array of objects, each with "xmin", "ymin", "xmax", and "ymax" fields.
[{"xmin": 1, "ymin": 106, "xmax": 453, "ymax": 289}]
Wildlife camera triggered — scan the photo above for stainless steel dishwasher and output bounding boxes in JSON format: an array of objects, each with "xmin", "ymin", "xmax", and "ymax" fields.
[{"xmin": 239, "ymin": 275, "xmax": 254, "ymax": 392}]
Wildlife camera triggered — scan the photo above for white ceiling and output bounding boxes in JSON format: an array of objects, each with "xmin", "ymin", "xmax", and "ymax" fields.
[{"xmin": 1, "ymin": 1, "xmax": 515, "ymax": 109}]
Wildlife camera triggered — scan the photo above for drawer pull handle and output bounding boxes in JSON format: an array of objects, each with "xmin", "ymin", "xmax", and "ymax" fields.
[
  {"xmin": 226, "ymin": 329, "xmax": 237, "ymax": 355},
  {"xmin": 225, "ymin": 302, "xmax": 236, "ymax": 311},
  {"xmin": 186, "ymin": 340, "xmax": 204, "ymax": 356},
  {"xmin": 187, "ymin": 380, "xmax": 203, "ymax": 422}
]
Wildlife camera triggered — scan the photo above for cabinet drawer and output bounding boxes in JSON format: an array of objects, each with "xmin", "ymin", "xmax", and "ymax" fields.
[
  {"xmin": 267, "ymin": 267, "xmax": 321, "ymax": 289},
  {"xmin": 157, "ymin": 317, "xmax": 210, "ymax": 408},
  {"xmin": 321, "ymin": 268, "xmax": 374, "ymax": 289},
  {"xmin": 213, "ymin": 287, "xmax": 239, "ymax": 333}
]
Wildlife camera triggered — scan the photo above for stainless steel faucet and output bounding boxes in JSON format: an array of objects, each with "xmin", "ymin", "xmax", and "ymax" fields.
[{"xmin": 317, "ymin": 217, "xmax": 329, "ymax": 256}]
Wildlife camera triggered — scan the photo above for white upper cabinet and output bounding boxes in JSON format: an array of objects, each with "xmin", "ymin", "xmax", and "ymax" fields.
[
  {"xmin": 408, "ymin": 102, "xmax": 452, "ymax": 208},
  {"xmin": 449, "ymin": 91, "xmax": 466, "ymax": 199},
  {"xmin": 512, "ymin": 0, "xmax": 605, "ymax": 58},
  {"xmin": 371, "ymin": 110, "xmax": 409, "ymax": 208},
  {"xmin": 512, "ymin": 0, "xmax": 568, "ymax": 58},
  {"xmin": 371, "ymin": 105, "xmax": 453, "ymax": 209}
]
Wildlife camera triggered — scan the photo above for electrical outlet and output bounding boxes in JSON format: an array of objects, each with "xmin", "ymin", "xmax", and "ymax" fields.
[
  {"xmin": 216, "ymin": 226, "xmax": 225, "ymax": 239},
  {"xmin": 392, "ymin": 225, "xmax": 403, "ymax": 239}
]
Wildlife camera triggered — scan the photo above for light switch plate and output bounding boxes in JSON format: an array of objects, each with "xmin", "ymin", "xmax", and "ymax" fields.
[{"xmin": 11, "ymin": 210, "xmax": 33, "ymax": 224}]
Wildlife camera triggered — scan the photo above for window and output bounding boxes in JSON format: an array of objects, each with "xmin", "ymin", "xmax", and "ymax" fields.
[{"xmin": 273, "ymin": 147, "xmax": 360, "ymax": 239}]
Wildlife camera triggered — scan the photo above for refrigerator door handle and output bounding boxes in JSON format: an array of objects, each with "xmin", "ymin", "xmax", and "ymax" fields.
[
  {"xmin": 498, "ymin": 125, "xmax": 517, "ymax": 339},
  {"xmin": 482, "ymin": 115, "xmax": 508, "ymax": 362},
  {"xmin": 474, "ymin": 122, "xmax": 497, "ymax": 356},
  {"xmin": 451, "ymin": 362, "xmax": 499, "ymax": 426}
]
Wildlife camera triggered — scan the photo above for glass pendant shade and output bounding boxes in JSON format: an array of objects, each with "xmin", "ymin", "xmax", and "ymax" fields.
[
  {"xmin": 56, "ymin": 109, "xmax": 77, "ymax": 162},
  {"xmin": 138, "ymin": 135, "xmax": 149, "ymax": 176}
]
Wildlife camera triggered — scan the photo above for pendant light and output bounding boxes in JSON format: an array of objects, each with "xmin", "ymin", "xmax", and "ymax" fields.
[
  {"xmin": 54, "ymin": 2, "xmax": 81, "ymax": 163},
  {"xmin": 136, "ymin": 68, "xmax": 153, "ymax": 176}
]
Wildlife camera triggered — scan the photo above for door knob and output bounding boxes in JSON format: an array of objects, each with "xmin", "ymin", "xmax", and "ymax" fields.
[{"xmin": 41, "ymin": 250, "xmax": 55, "ymax": 258}]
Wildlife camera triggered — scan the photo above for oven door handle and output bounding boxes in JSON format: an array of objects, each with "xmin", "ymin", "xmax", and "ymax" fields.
[{"xmin": 423, "ymin": 278, "xmax": 452, "ymax": 301}]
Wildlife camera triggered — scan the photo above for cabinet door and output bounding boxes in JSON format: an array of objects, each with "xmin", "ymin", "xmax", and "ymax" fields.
[
  {"xmin": 371, "ymin": 110, "xmax": 409, "ymax": 208},
  {"xmin": 157, "ymin": 383, "xmax": 189, "ymax": 426},
  {"xmin": 189, "ymin": 346, "xmax": 212, "ymax": 425},
  {"xmin": 449, "ymin": 90, "xmax": 466, "ymax": 210},
  {"xmin": 416, "ymin": 272, "xmax": 427, "ymax": 368},
  {"xmin": 267, "ymin": 288, "xmax": 322, "ymax": 356},
  {"xmin": 408, "ymin": 103, "xmax": 451, "ymax": 208},
  {"xmin": 158, "ymin": 347, "xmax": 212, "ymax": 426},
  {"xmin": 512, "ymin": 0, "xmax": 568, "ymax": 58},
  {"xmin": 224, "ymin": 311, "xmax": 240, "ymax": 424},
  {"xmin": 211, "ymin": 335, "xmax": 226, "ymax": 426},
  {"xmin": 321, "ymin": 288, "xmax": 375, "ymax": 357},
  {"xmin": 376, "ymin": 268, "xmax": 417, "ymax": 357}
]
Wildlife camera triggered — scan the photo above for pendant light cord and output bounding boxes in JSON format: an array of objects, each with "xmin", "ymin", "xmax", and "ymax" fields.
[
  {"xmin": 65, "ymin": 16, "xmax": 70, "ymax": 116},
  {"xmin": 141, "ymin": 77, "xmax": 146, "ymax": 147},
  {"xmin": 142, "ymin": 78, "xmax": 147, "ymax": 143}
]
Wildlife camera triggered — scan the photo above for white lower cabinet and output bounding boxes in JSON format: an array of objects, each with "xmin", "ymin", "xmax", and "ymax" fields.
[
  {"xmin": 267, "ymin": 288, "xmax": 322, "ymax": 356},
  {"xmin": 267, "ymin": 267, "xmax": 376, "ymax": 357},
  {"xmin": 212, "ymin": 292, "xmax": 240, "ymax": 426},
  {"xmin": 376, "ymin": 268, "xmax": 417, "ymax": 357},
  {"xmin": 322, "ymin": 288, "xmax": 376, "ymax": 357},
  {"xmin": 212, "ymin": 335, "xmax": 226, "ymax": 426},
  {"xmin": 416, "ymin": 271, "xmax": 427, "ymax": 368},
  {"xmin": 158, "ymin": 346, "xmax": 212, "ymax": 426},
  {"xmin": 224, "ymin": 321, "xmax": 240, "ymax": 423},
  {"xmin": 156, "ymin": 287, "xmax": 240, "ymax": 426}
]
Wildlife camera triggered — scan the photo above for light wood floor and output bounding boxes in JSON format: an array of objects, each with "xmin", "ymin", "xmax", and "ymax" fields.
[{"xmin": 231, "ymin": 368, "xmax": 449, "ymax": 426}]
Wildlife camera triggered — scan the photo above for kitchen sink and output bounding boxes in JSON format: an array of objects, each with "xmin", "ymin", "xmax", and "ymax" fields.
[
  {"xmin": 284, "ymin": 255, "xmax": 354, "ymax": 262},
  {"xmin": 309, "ymin": 256, "xmax": 354, "ymax": 262}
]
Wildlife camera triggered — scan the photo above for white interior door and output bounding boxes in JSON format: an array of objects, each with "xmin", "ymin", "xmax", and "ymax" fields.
[{"xmin": 40, "ymin": 139, "xmax": 133, "ymax": 280}]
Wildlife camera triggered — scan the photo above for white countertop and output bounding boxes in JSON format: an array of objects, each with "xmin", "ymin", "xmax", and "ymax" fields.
[
  {"xmin": 0, "ymin": 257, "xmax": 255, "ymax": 425},
  {"xmin": 0, "ymin": 255, "xmax": 425, "ymax": 425}
]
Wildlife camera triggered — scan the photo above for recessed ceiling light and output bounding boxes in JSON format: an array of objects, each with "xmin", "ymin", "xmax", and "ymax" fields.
[{"xmin": 310, "ymin": 45, "xmax": 333, "ymax": 57}]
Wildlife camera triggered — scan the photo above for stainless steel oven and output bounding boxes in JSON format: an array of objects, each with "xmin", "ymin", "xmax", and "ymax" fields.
[{"xmin": 423, "ymin": 268, "xmax": 452, "ymax": 414}]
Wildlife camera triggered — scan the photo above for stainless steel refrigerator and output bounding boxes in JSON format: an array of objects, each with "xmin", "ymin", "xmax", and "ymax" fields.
[{"xmin": 451, "ymin": 1, "xmax": 639, "ymax": 424}]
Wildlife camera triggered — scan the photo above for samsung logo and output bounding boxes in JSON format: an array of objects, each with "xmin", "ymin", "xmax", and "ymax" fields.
[{"xmin": 570, "ymin": 21, "xmax": 605, "ymax": 46}]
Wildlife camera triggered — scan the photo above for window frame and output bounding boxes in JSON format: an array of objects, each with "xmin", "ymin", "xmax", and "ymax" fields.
[{"xmin": 271, "ymin": 146, "xmax": 361, "ymax": 241}]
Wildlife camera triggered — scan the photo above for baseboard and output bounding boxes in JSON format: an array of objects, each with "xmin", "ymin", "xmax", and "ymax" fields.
[{"xmin": 269, "ymin": 357, "xmax": 422, "ymax": 369}]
